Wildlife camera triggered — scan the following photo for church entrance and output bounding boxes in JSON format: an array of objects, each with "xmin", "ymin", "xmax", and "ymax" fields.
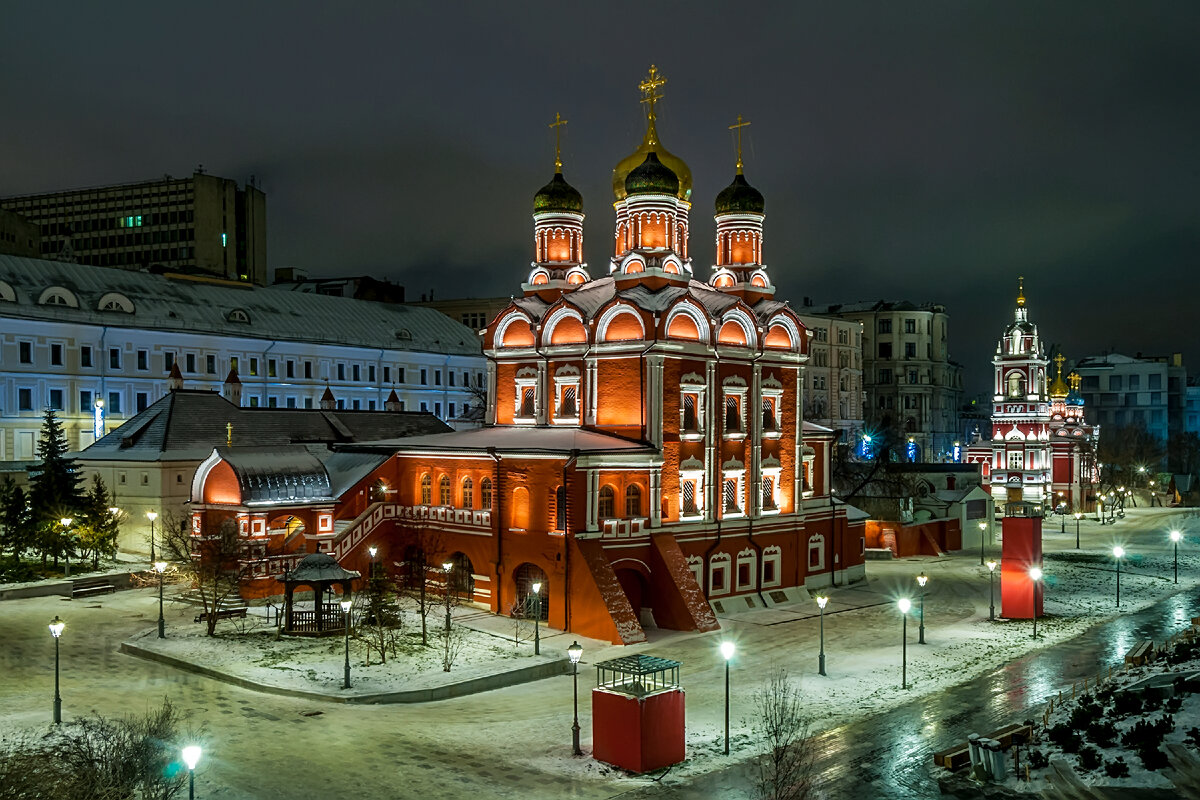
[{"xmin": 615, "ymin": 566, "xmax": 653, "ymax": 628}]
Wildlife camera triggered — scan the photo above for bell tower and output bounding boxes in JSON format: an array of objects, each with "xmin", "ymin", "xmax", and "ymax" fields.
[
  {"xmin": 524, "ymin": 112, "xmax": 589, "ymax": 295},
  {"xmin": 711, "ymin": 114, "xmax": 772, "ymax": 298}
]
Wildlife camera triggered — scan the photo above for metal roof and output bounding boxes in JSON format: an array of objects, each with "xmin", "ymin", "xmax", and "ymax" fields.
[
  {"xmin": 361, "ymin": 425, "xmax": 656, "ymax": 455},
  {"xmin": 0, "ymin": 255, "xmax": 481, "ymax": 355}
]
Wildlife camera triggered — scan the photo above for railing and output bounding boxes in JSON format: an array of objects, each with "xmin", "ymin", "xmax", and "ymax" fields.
[
  {"xmin": 243, "ymin": 552, "xmax": 308, "ymax": 579},
  {"xmin": 289, "ymin": 608, "xmax": 345, "ymax": 633},
  {"xmin": 328, "ymin": 503, "xmax": 493, "ymax": 562}
]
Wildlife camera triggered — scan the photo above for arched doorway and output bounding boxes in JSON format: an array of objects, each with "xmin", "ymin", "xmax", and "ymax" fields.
[
  {"xmin": 513, "ymin": 563, "xmax": 548, "ymax": 621},
  {"xmin": 448, "ymin": 552, "xmax": 475, "ymax": 602},
  {"xmin": 615, "ymin": 567, "xmax": 650, "ymax": 622}
]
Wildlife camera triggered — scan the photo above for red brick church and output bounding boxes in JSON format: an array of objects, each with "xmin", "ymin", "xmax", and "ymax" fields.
[{"xmin": 189, "ymin": 67, "xmax": 866, "ymax": 644}]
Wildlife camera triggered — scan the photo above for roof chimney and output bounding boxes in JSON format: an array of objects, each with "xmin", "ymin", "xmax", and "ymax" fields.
[
  {"xmin": 321, "ymin": 386, "xmax": 336, "ymax": 410},
  {"xmin": 168, "ymin": 363, "xmax": 184, "ymax": 392},
  {"xmin": 384, "ymin": 388, "xmax": 402, "ymax": 412},
  {"xmin": 223, "ymin": 368, "xmax": 242, "ymax": 406}
]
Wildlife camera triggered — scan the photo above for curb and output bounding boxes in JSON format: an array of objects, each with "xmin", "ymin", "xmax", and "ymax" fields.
[{"xmin": 119, "ymin": 640, "xmax": 570, "ymax": 704}]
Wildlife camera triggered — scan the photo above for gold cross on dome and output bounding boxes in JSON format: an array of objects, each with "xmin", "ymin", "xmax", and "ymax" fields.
[
  {"xmin": 549, "ymin": 112, "xmax": 568, "ymax": 171},
  {"xmin": 226, "ymin": 422, "xmax": 232, "ymax": 446},
  {"xmin": 729, "ymin": 114, "xmax": 751, "ymax": 173},
  {"xmin": 638, "ymin": 64, "xmax": 667, "ymax": 121},
  {"xmin": 1054, "ymin": 352, "xmax": 1066, "ymax": 378},
  {"xmin": 1017, "ymin": 275, "xmax": 1026, "ymax": 306}
]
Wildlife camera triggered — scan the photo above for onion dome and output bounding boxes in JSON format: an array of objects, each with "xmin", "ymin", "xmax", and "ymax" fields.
[
  {"xmin": 625, "ymin": 152, "xmax": 679, "ymax": 197},
  {"xmin": 533, "ymin": 170, "xmax": 583, "ymax": 214},
  {"xmin": 1066, "ymin": 372, "xmax": 1085, "ymax": 406},
  {"xmin": 715, "ymin": 173, "xmax": 765, "ymax": 215},
  {"xmin": 612, "ymin": 122, "xmax": 692, "ymax": 201},
  {"xmin": 1049, "ymin": 354, "xmax": 1070, "ymax": 398}
]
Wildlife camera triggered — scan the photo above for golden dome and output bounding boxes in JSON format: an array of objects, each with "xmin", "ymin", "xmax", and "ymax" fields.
[
  {"xmin": 612, "ymin": 118, "xmax": 692, "ymax": 202},
  {"xmin": 1049, "ymin": 353, "xmax": 1070, "ymax": 398}
]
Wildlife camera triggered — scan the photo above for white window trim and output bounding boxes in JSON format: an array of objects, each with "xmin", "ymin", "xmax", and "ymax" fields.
[
  {"xmin": 761, "ymin": 466, "xmax": 782, "ymax": 515},
  {"xmin": 709, "ymin": 553, "xmax": 731, "ymax": 596},
  {"xmin": 552, "ymin": 374, "xmax": 581, "ymax": 425},
  {"xmin": 762, "ymin": 388, "xmax": 783, "ymax": 439},
  {"xmin": 679, "ymin": 467, "xmax": 705, "ymax": 520},
  {"xmin": 802, "ymin": 454, "xmax": 816, "ymax": 499},
  {"xmin": 722, "ymin": 388, "xmax": 748, "ymax": 440},
  {"xmin": 808, "ymin": 534, "xmax": 826, "ymax": 572},
  {"xmin": 680, "ymin": 388, "xmax": 705, "ymax": 440},
  {"xmin": 721, "ymin": 466, "xmax": 746, "ymax": 519},
  {"xmin": 762, "ymin": 546, "xmax": 782, "ymax": 589},
  {"xmin": 735, "ymin": 548, "xmax": 756, "ymax": 592},
  {"xmin": 514, "ymin": 371, "xmax": 538, "ymax": 424}
]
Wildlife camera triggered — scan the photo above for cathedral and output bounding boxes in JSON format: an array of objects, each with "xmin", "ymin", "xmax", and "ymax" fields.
[
  {"xmin": 966, "ymin": 280, "xmax": 1099, "ymax": 511},
  {"xmin": 189, "ymin": 67, "xmax": 865, "ymax": 645}
]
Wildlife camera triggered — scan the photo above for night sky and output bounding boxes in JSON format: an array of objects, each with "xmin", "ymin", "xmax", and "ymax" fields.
[{"xmin": 3, "ymin": 3, "xmax": 1198, "ymax": 394}]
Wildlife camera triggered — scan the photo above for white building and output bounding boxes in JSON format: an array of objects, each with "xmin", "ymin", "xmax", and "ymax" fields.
[
  {"xmin": 0, "ymin": 255, "xmax": 485, "ymax": 463},
  {"xmin": 795, "ymin": 312, "xmax": 865, "ymax": 442}
]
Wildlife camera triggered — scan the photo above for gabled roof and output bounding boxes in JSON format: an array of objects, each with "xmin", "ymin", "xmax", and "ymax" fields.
[{"xmin": 81, "ymin": 389, "xmax": 451, "ymax": 462}]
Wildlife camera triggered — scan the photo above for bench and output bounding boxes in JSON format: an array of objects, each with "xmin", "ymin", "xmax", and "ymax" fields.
[
  {"xmin": 194, "ymin": 606, "xmax": 249, "ymax": 624},
  {"xmin": 932, "ymin": 744, "xmax": 971, "ymax": 770},
  {"xmin": 1125, "ymin": 640, "xmax": 1154, "ymax": 667},
  {"xmin": 71, "ymin": 577, "xmax": 117, "ymax": 599}
]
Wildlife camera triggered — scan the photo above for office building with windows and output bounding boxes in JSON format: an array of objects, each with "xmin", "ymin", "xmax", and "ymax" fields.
[
  {"xmin": 0, "ymin": 254, "xmax": 485, "ymax": 464},
  {"xmin": 1, "ymin": 171, "xmax": 267, "ymax": 285},
  {"xmin": 795, "ymin": 313, "xmax": 864, "ymax": 442},
  {"xmin": 0, "ymin": 209, "xmax": 40, "ymax": 257},
  {"xmin": 1073, "ymin": 352, "xmax": 1187, "ymax": 442}
]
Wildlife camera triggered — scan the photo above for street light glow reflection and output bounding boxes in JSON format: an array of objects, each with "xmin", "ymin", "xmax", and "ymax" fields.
[
  {"xmin": 720, "ymin": 641, "xmax": 735, "ymax": 661},
  {"xmin": 898, "ymin": 598, "xmax": 911, "ymax": 614},
  {"xmin": 182, "ymin": 745, "xmax": 202, "ymax": 770}
]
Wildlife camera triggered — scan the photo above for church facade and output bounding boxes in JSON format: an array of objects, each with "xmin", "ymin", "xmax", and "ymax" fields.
[
  {"xmin": 966, "ymin": 281, "xmax": 1099, "ymax": 511},
  {"xmin": 188, "ymin": 68, "xmax": 866, "ymax": 645}
]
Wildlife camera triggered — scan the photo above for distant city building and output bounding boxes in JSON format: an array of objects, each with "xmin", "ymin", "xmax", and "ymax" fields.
[
  {"xmin": 804, "ymin": 299, "xmax": 963, "ymax": 460},
  {"xmin": 794, "ymin": 312, "xmax": 864, "ymax": 442},
  {"xmin": 412, "ymin": 295, "xmax": 514, "ymax": 332},
  {"xmin": 1, "ymin": 170, "xmax": 267, "ymax": 286},
  {"xmin": 0, "ymin": 255, "xmax": 486, "ymax": 463},
  {"xmin": 272, "ymin": 268, "xmax": 407, "ymax": 304},
  {"xmin": 1186, "ymin": 379, "xmax": 1200, "ymax": 434},
  {"xmin": 1072, "ymin": 352, "xmax": 1187, "ymax": 441},
  {"xmin": 0, "ymin": 208, "xmax": 40, "ymax": 257}
]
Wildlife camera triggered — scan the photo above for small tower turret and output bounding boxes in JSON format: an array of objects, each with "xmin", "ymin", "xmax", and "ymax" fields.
[
  {"xmin": 711, "ymin": 114, "xmax": 771, "ymax": 296},
  {"xmin": 222, "ymin": 368, "xmax": 242, "ymax": 406},
  {"xmin": 524, "ymin": 113, "xmax": 589, "ymax": 294}
]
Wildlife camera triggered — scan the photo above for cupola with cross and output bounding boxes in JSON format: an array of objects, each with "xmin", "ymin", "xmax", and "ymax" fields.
[
  {"xmin": 710, "ymin": 114, "xmax": 772, "ymax": 297},
  {"xmin": 525, "ymin": 113, "xmax": 590, "ymax": 294},
  {"xmin": 993, "ymin": 276, "xmax": 1048, "ymax": 401}
]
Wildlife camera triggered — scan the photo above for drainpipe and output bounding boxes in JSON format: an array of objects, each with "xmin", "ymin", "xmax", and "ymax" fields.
[
  {"xmin": 488, "ymin": 446, "xmax": 503, "ymax": 613},
  {"xmin": 563, "ymin": 449, "xmax": 579, "ymax": 633},
  {"xmin": 745, "ymin": 342, "xmax": 769, "ymax": 607},
  {"xmin": 704, "ymin": 325, "xmax": 723, "ymax": 599}
]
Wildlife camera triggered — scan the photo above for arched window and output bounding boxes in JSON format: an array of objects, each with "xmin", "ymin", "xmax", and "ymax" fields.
[
  {"xmin": 480, "ymin": 478, "xmax": 493, "ymax": 510},
  {"xmin": 227, "ymin": 308, "xmax": 250, "ymax": 324},
  {"xmin": 514, "ymin": 563, "xmax": 549, "ymax": 621},
  {"xmin": 461, "ymin": 477, "xmax": 474, "ymax": 509},
  {"xmin": 598, "ymin": 485, "xmax": 615, "ymax": 519},
  {"xmin": 625, "ymin": 484, "xmax": 642, "ymax": 517},
  {"xmin": 448, "ymin": 552, "xmax": 475, "ymax": 600},
  {"xmin": 439, "ymin": 475, "xmax": 452, "ymax": 506},
  {"xmin": 419, "ymin": 474, "xmax": 431, "ymax": 505},
  {"xmin": 1007, "ymin": 372, "xmax": 1025, "ymax": 398},
  {"xmin": 512, "ymin": 487, "xmax": 529, "ymax": 528}
]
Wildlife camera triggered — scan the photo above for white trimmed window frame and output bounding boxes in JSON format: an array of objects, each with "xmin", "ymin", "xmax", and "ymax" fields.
[
  {"xmin": 680, "ymin": 385, "xmax": 705, "ymax": 440},
  {"xmin": 761, "ymin": 466, "xmax": 782, "ymax": 514},
  {"xmin": 552, "ymin": 366, "xmax": 581, "ymax": 426},
  {"xmin": 808, "ymin": 534, "xmax": 826, "ymax": 572},
  {"xmin": 722, "ymin": 462, "xmax": 746, "ymax": 518},
  {"xmin": 735, "ymin": 547, "xmax": 757, "ymax": 592},
  {"xmin": 761, "ymin": 388, "xmax": 783, "ymax": 439},
  {"xmin": 761, "ymin": 545, "xmax": 782, "ymax": 588},
  {"xmin": 802, "ymin": 450, "xmax": 816, "ymax": 498},
  {"xmin": 709, "ymin": 552, "xmax": 731, "ymax": 596},
  {"xmin": 514, "ymin": 368, "xmax": 538, "ymax": 424},
  {"xmin": 687, "ymin": 555, "xmax": 704, "ymax": 589},
  {"xmin": 679, "ymin": 464, "xmax": 705, "ymax": 520},
  {"xmin": 722, "ymin": 387, "xmax": 748, "ymax": 440}
]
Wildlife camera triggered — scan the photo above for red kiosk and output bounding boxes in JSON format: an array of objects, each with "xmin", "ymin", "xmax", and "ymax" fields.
[
  {"xmin": 592, "ymin": 655, "xmax": 685, "ymax": 773},
  {"xmin": 1001, "ymin": 501, "xmax": 1043, "ymax": 619}
]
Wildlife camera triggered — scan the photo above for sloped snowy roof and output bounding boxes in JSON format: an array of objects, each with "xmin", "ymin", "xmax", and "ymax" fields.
[
  {"xmin": 361, "ymin": 425, "xmax": 654, "ymax": 455},
  {"xmin": 0, "ymin": 255, "xmax": 481, "ymax": 355}
]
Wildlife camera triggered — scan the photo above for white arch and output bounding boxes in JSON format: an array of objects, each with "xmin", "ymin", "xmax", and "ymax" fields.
[
  {"xmin": 525, "ymin": 267, "xmax": 551, "ymax": 285},
  {"xmin": 495, "ymin": 311, "xmax": 534, "ymax": 347},
  {"xmin": 765, "ymin": 314, "xmax": 803, "ymax": 350},
  {"xmin": 97, "ymin": 292, "xmax": 134, "ymax": 313},
  {"xmin": 191, "ymin": 449, "xmax": 225, "ymax": 504},
  {"xmin": 596, "ymin": 303, "xmax": 646, "ymax": 341},
  {"xmin": 661, "ymin": 253, "xmax": 684, "ymax": 275},
  {"xmin": 664, "ymin": 301, "xmax": 711, "ymax": 341},
  {"xmin": 719, "ymin": 308, "xmax": 758, "ymax": 348},
  {"xmin": 542, "ymin": 306, "xmax": 586, "ymax": 344},
  {"xmin": 619, "ymin": 253, "xmax": 647, "ymax": 274},
  {"xmin": 0, "ymin": 280, "xmax": 15, "ymax": 302},
  {"xmin": 38, "ymin": 286, "xmax": 78, "ymax": 308}
]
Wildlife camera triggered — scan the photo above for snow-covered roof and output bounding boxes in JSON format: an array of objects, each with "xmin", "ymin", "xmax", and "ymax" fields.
[
  {"xmin": 0, "ymin": 255, "xmax": 481, "ymax": 355},
  {"xmin": 362, "ymin": 425, "xmax": 655, "ymax": 455}
]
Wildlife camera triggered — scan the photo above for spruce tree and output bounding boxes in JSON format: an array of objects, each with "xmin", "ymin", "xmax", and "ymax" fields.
[
  {"xmin": 0, "ymin": 476, "xmax": 33, "ymax": 561},
  {"xmin": 78, "ymin": 474, "xmax": 120, "ymax": 568},
  {"xmin": 27, "ymin": 408, "xmax": 85, "ymax": 566}
]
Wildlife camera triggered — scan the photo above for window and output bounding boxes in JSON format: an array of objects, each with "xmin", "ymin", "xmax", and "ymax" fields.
[
  {"xmin": 439, "ymin": 475, "xmax": 452, "ymax": 506},
  {"xmin": 304, "ymin": 361, "xmax": 313, "ymax": 379},
  {"xmin": 878, "ymin": 319, "xmax": 892, "ymax": 334},
  {"xmin": 420, "ymin": 369, "xmax": 427, "ymax": 385},
  {"xmin": 558, "ymin": 384, "xmax": 577, "ymax": 418},
  {"xmin": 710, "ymin": 553, "xmax": 731, "ymax": 594},
  {"xmin": 1008, "ymin": 451, "xmax": 1023, "ymax": 469},
  {"xmin": 448, "ymin": 371, "xmax": 455, "ymax": 387},
  {"xmin": 725, "ymin": 395, "xmax": 742, "ymax": 433},
  {"xmin": 337, "ymin": 363, "xmax": 345, "ymax": 381},
  {"xmin": 352, "ymin": 364, "xmax": 360, "ymax": 382},
  {"xmin": 625, "ymin": 485, "xmax": 642, "ymax": 517},
  {"xmin": 50, "ymin": 344, "xmax": 63, "ymax": 366},
  {"xmin": 19, "ymin": 341, "xmax": 32, "ymax": 364},
  {"xmin": 18, "ymin": 388, "xmax": 32, "ymax": 411},
  {"xmin": 304, "ymin": 397, "xmax": 313, "ymax": 409},
  {"xmin": 462, "ymin": 477, "xmax": 474, "ymax": 509},
  {"xmin": 762, "ymin": 397, "xmax": 779, "ymax": 431},
  {"xmin": 682, "ymin": 393, "xmax": 699, "ymax": 431},
  {"xmin": 879, "ymin": 368, "xmax": 893, "ymax": 384},
  {"xmin": 286, "ymin": 360, "xmax": 295, "ymax": 379},
  {"xmin": 186, "ymin": 353, "xmax": 196, "ymax": 373},
  {"xmin": 250, "ymin": 397, "xmax": 260, "ymax": 407},
  {"xmin": 481, "ymin": 478, "xmax": 493, "ymax": 509},
  {"xmin": 1109, "ymin": 375, "xmax": 1123, "ymax": 391},
  {"xmin": 462, "ymin": 371, "xmax": 469, "ymax": 387},
  {"xmin": 136, "ymin": 392, "xmax": 148, "ymax": 412},
  {"xmin": 368, "ymin": 365, "xmax": 376, "ymax": 383},
  {"xmin": 555, "ymin": 485, "xmax": 566, "ymax": 530},
  {"xmin": 164, "ymin": 351, "xmax": 175, "ymax": 371},
  {"xmin": 249, "ymin": 358, "xmax": 258, "ymax": 377},
  {"xmin": 598, "ymin": 485, "xmax": 615, "ymax": 519},
  {"xmin": 48, "ymin": 389, "xmax": 63, "ymax": 410},
  {"xmin": 434, "ymin": 402, "xmax": 441, "ymax": 417},
  {"xmin": 420, "ymin": 474, "xmax": 432, "ymax": 505},
  {"xmin": 434, "ymin": 370, "xmax": 442, "ymax": 386},
  {"xmin": 905, "ymin": 342, "xmax": 916, "ymax": 358},
  {"xmin": 762, "ymin": 476, "xmax": 776, "ymax": 510},
  {"xmin": 808, "ymin": 535, "xmax": 825, "ymax": 570},
  {"xmin": 907, "ymin": 370, "xmax": 918, "ymax": 385},
  {"xmin": 682, "ymin": 480, "xmax": 698, "ymax": 514},
  {"xmin": 723, "ymin": 478, "xmax": 740, "ymax": 513},
  {"xmin": 879, "ymin": 343, "xmax": 892, "ymax": 358},
  {"xmin": 904, "ymin": 319, "xmax": 916, "ymax": 333},
  {"xmin": 207, "ymin": 354, "xmax": 216, "ymax": 374},
  {"xmin": 269, "ymin": 397, "xmax": 279, "ymax": 408},
  {"xmin": 398, "ymin": 367, "xmax": 405, "ymax": 383},
  {"xmin": 383, "ymin": 366, "xmax": 390, "ymax": 383},
  {"xmin": 80, "ymin": 346, "xmax": 92, "ymax": 368},
  {"xmin": 286, "ymin": 397, "xmax": 297, "ymax": 408},
  {"xmin": 1149, "ymin": 373, "xmax": 1162, "ymax": 390},
  {"xmin": 1128, "ymin": 374, "xmax": 1140, "ymax": 390},
  {"xmin": 520, "ymin": 386, "xmax": 536, "ymax": 417},
  {"xmin": 107, "ymin": 391, "xmax": 122, "ymax": 413},
  {"xmin": 80, "ymin": 390, "xmax": 92, "ymax": 411},
  {"xmin": 837, "ymin": 328, "xmax": 848, "ymax": 344},
  {"xmin": 448, "ymin": 402, "xmax": 455, "ymax": 417},
  {"xmin": 268, "ymin": 359, "xmax": 277, "ymax": 378}
]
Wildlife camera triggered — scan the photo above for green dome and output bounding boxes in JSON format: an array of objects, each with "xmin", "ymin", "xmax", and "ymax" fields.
[
  {"xmin": 715, "ymin": 173, "xmax": 764, "ymax": 215},
  {"xmin": 533, "ymin": 171, "xmax": 583, "ymax": 214},
  {"xmin": 624, "ymin": 152, "xmax": 680, "ymax": 197}
]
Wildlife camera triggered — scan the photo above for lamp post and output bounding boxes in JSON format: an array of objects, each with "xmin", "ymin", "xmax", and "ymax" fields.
[
  {"xmin": 1074, "ymin": 512, "xmax": 1082, "ymax": 548},
  {"xmin": 986, "ymin": 560, "xmax": 998, "ymax": 621},
  {"xmin": 341, "ymin": 597, "xmax": 352, "ymax": 689},
  {"xmin": 532, "ymin": 582, "xmax": 542, "ymax": 656},
  {"xmin": 368, "ymin": 545, "xmax": 378, "ymax": 580},
  {"xmin": 720, "ymin": 641, "xmax": 735, "ymax": 754},
  {"xmin": 1097, "ymin": 498, "xmax": 1104, "ymax": 525},
  {"xmin": 897, "ymin": 599, "xmax": 911, "ymax": 690},
  {"xmin": 1029, "ymin": 567, "xmax": 1043, "ymax": 639},
  {"xmin": 147, "ymin": 511, "xmax": 158, "ymax": 562},
  {"xmin": 182, "ymin": 745, "xmax": 201, "ymax": 800},
  {"xmin": 916, "ymin": 573, "xmax": 928, "ymax": 644},
  {"xmin": 442, "ymin": 561, "xmax": 453, "ymax": 669},
  {"xmin": 816, "ymin": 596, "xmax": 828, "ymax": 676},
  {"xmin": 154, "ymin": 561, "xmax": 167, "ymax": 638},
  {"xmin": 59, "ymin": 517, "xmax": 73, "ymax": 577},
  {"xmin": 567, "ymin": 640, "xmax": 583, "ymax": 756},
  {"xmin": 1057, "ymin": 493, "xmax": 1065, "ymax": 532},
  {"xmin": 978, "ymin": 520, "xmax": 988, "ymax": 566},
  {"xmin": 1113, "ymin": 547, "xmax": 1124, "ymax": 608},
  {"xmin": 49, "ymin": 615, "xmax": 64, "ymax": 724},
  {"xmin": 1170, "ymin": 530, "xmax": 1181, "ymax": 584}
]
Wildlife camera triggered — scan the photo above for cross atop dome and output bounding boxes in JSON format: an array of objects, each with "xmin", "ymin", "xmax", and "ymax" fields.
[
  {"xmin": 1017, "ymin": 275, "xmax": 1026, "ymax": 307},
  {"xmin": 729, "ymin": 114, "xmax": 751, "ymax": 175},
  {"xmin": 638, "ymin": 65, "xmax": 666, "ymax": 124},
  {"xmin": 549, "ymin": 112, "xmax": 568, "ymax": 171}
]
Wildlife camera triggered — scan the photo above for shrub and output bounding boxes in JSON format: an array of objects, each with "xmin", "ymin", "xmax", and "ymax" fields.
[
  {"xmin": 1168, "ymin": 641, "xmax": 1198, "ymax": 665},
  {"xmin": 1121, "ymin": 719, "xmax": 1165, "ymax": 750},
  {"xmin": 1111, "ymin": 691, "xmax": 1143, "ymax": 717},
  {"xmin": 1048, "ymin": 724, "xmax": 1083, "ymax": 753},
  {"xmin": 1103, "ymin": 757, "xmax": 1130, "ymax": 778},
  {"xmin": 1077, "ymin": 746, "xmax": 1102, "ymax": 771},
  {"xmin": 1166, "ymin": 696, "xmax": 1183, "ymax": 714},
  {"xmin": 1143, "ymin": 691, "xmax": 1163, "ymax": 711},
  {"xmin": 1069, "ymin": 699, "xmax": 1103, "ymax": 730},
  {"xmin": 1137, "ymin": 743, "xmax": 1169, "ymax": 771},
  {"xmin": 1028, "ymin": 750, "xmax": 1049, "ymax": 769},
  {"xmin": 1086, "ymin": 720, "xmax": 1118, "ymax": 748},
  {"xmin": 1185, "ymin": 727, "xmax": 1200, "ymax": 748},
  {"xmin": 1155, "ymin": 714, "xmax": 1175, "ymax": 735}
]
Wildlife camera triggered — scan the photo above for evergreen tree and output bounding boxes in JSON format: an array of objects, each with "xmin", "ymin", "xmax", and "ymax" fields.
[
  {"xmin": 0, "ymin": 476, "xmax": 33, "ymax": 561},
  {"xmin": 77, "ymin": 475, "xmax": 120, "ymax": 569},
  {"xmin": 27, "ymin": 408, "xmax": 85, "ymax": 566}
]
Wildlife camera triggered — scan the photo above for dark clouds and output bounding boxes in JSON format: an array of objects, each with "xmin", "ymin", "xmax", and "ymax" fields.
[{"xmin": 2, "ymin": 2, "xmax": 1198, "ymax": 391}]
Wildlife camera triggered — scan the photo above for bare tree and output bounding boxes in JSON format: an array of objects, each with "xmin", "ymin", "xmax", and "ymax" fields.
[
  {"xmin": 160, "ymin": 512, "xmax": 248, "ymax": 636},
  {"xmin": 439, "ymin": 565, "xmax": 463, "ymax": 671},
  {"xmin": 356, "ymin": 568, "xmax": 403, "ymax": 665},
  {"xmin": 507, "ymin": 597, "xmax": 535, "ymax": 649},
  {"xmin": 751, "ymin": 667, "xmax": 816, "ymax": 800},
  {"xmin": 395, "ymin": 528, "xmax": 443, "ymax": 646}
]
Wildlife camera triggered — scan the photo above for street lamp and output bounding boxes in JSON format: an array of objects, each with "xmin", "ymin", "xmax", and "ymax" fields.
[
  {"xmin": 567, "ymin": 640, "xmax": 583, "ymax": 756},
  {"xmin": 720, "ymin": 641, "xmax": 735, "ymax": 755},
  {"xmin": 368, "ymin": 545, "xmax": 378, "ymax": 579},
  {"xmin": 532, "ymin": 582, "xmax": 542, "ymax": 656},
  {"xmin": 340, "ymin": 596, "xmax": 353, "ymax": 689},
  {"xmin": 154, "ymin": 561, "xmax": 167, "ymax": 638},
  {"xmin": 816, "ymin": 596, "xmax": 828, "ymax": 676},
  {"xmin": 1074, "ymin": 512, "xmax": 1082, "ymax": 548},
  {"xmin": 1113, "ymin": 547, "xmax": 1125, "ymax": 608},
  {"xmin": 147, "ymin": 511, "xmax": 158, "ymax": 562},
  {"xmin": 182, "ymin": 745, "xmax": 202, "ymax": 800},
  {"xmin": 49, "ymin": 615, "xmax": 64, "ymax": 724},
  {"xmin": 1097, "ymin": 498, "xmax": 1105, "ymax": 525},
  {"xmin": 1029, "ymin": 567, "xmax": 1043, "ymax": 639},
  {"xmin": 1057, "ymin": 493, "xmax": 1065, "ymax": 532},
  {"xmin": 986, "ymin": 560, "xmax": 998, "ymax": 621},
  {"xmin": 978, "ymin": 520, "xmax": 988, "ymax": 566},
  {"xmin": 897, "ymin": 599, "xmax": 911, "ymax": 690},
  {"xmin": 1170, "ymin": 530, "xmax": 1182, "ymax": 584},
  {"xmin": 916, "ymin": 573, "xmax": 928, "ymax": 644},
  {"xmin": 60, "ymin": 517, "xmax": 73, "ymax": 577}
]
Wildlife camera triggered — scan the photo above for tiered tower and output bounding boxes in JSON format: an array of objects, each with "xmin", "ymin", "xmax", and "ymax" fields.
[
  {"xmin": 525, "ymin": 113, "xmax": 590, "ymax": 292},
  {"xmin": 710, "ymin": 115, "xmax": 772, "ymax": 298}
]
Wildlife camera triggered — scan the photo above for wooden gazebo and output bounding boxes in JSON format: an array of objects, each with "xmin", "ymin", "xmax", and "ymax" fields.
[{"xmin": 283, "ymin": 553, "xmax": 360, "ymax": 636}]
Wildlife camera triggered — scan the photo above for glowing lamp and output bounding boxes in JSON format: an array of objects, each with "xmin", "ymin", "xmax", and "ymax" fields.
[
  {"xmin": 48, "ymin": 616, "xmax": 65, "ymax": 638},
  {"xmin": 182, "ymin": 745, "xmax": 202, "ymax": 770},
  {"xmin": 108, "ymin": 507, "xmax": 120, "ymax": 515},
  {"xmin": 720, "ymin": 641, "xmax": 735, "ymax": 661},
  {"xmin": 146, "ymin": 511, "xmax": 158, "ymax": 522},
  {"xmin": 816, "ymin": 596, "xmax": 828, "ymax": 609},
  {"xmin": 916, "ymin": 573, "xmax": 928, "ymax": 588},
  {"xmin": 532, "ymin": 582, "xmax": 542, "ymax": 595},
  {"xmin": 368, "ymin": 546, "xmax": 377, "ymax": 558},
  {"xmin": 897, "ymin": 598, "xmax": 912, "ymax": 614},
  {"xmin": 60, "ymin": 517, "xmax": 72, "ymax": 527},
  {"xmin": 442, "ymin": 562, "xmax": 453, "ymax": 573},
  {"xmin": 1113, "ymin": 546, "xmax": 1125, "ymax": 559},
  {"xmin": 986, "ymin": 559, "xmax": 998, "ymax": 573},
  {"xmin": 339, "ymin": 598, "xmax": 352, "ymax": 613},
  {"xmin": 1170, "ymin": 530, "xmax": 1182, "ymax": 543},
  {"xmin": 154, "ymin": 561, "xmax": 167, "ymax": 574},
  {"xmin": 1029, "ymin": 567, "xmax": 1043, "ymax": 581},
  {"xmin": 567, "ymin": 640, "xmax": 583, "ymax": 664}
]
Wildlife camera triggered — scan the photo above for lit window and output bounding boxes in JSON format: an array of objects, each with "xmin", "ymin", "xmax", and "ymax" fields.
[
  {"xmin": 439, "ymin": 475, "xmax": 452, "ymax": 506},
  {"xmin": 598, "ymin": 485, "xmax": 615, "ymax": 519},
  {"xmin": 480, "ymin": 478, "xmax": 493, "ymax": 509},
  {"xmin": 462, "ymin": 478, "xmax": 474, "ymax": 509},
  {"xmin": 420, "ymin": 474, "xmax": 431, "ymax": 505},
  {"xmin": 625, "ymin": 485, "xmax": 642, "ymax": 517}
]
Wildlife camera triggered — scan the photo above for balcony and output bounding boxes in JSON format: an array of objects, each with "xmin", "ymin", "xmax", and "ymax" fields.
[{"xmin": 398, "ymin": 505, "xmax": 492, "ymax": 527}]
